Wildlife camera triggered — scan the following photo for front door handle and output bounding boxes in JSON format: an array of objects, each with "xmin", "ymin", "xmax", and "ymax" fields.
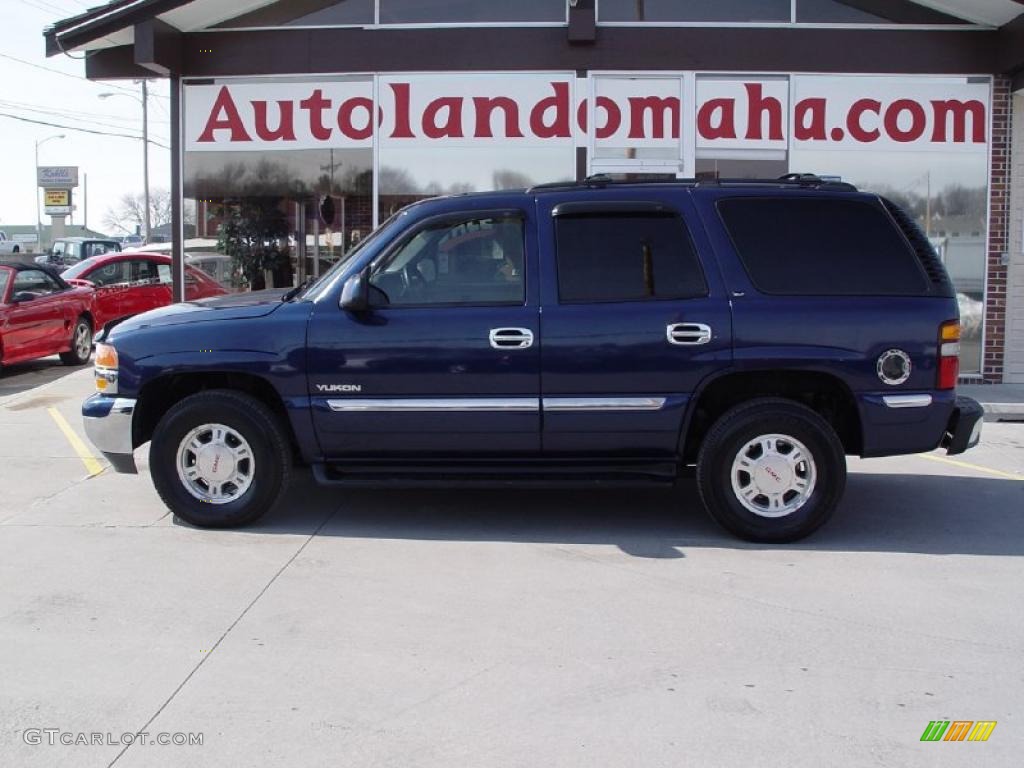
[
  {"xmin": 667, "ymin": 323, "xmax": 712, "ymax": 345},
  {"xmin": 489, "ymin": 327, "xmax": 534, "ymax": 349}
]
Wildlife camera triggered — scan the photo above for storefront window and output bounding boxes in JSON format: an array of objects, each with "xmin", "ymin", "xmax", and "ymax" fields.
[
  {"xmin": 795, "ymin": 0, "xmax": 964, "ymax": 25},
  {"xmin": 215, "ymin": 0, "xmax": 374, "ymax": 28},
  {"xmin": 183, "ymin": 77, "xmax": 374, "ymax": 290},
  {"xmin": 380, "ymin": 0, "xmax": 565, "ymax": 24},
  {"xmin": 599, "ymin": 0, "xmax": 790, "ymax": 23}
]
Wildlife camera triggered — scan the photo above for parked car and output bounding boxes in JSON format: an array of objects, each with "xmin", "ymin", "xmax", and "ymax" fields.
[
  {"xmin": 61, "ymin": 252, "xmax": 228, "ymax": 329},
  {"xmin": 36, "ymin": 237, "xmax": 121, "ymax": 268},
  {"xmin": 0, "ymin": 261, "xmax": 95, "ymax": 369},
  {"xmin": 81, "ymin": 176, "xmax": 983, "ymax": 542},
  {"xmin": 185, "ymin": 252, "xmax": 236, "ymax": 290}
]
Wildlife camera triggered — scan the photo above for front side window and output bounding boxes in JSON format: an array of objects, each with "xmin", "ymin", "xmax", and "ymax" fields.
[
  {"xmin": 0, "ymin": 269, "xmax": 10, "ymax": 302},
  {"xmin": 130, "ymin": 260, "xmax": 161, "ymax": 285},
  {"xmin": 717, "ymin": 197, "xmax": 930, "ymax": 296},
  {"xmin": 12, "ymin": 269, "xmax": 61, "ymax": 298},
  {"xmin": 554, "ymin": 212, "xmax": 707, "ymax": 303},
  {"xmin": 87, "ymin": 260, "xmax": 130, "ymax": 287},
  {"xmin": 369, "ymin": 214, "xmax": 525, "ymax": 306}
]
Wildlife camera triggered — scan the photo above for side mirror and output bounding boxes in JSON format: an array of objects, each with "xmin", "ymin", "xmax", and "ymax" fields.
[
  {"xmin": 339, "ymin": 269, "xmax": 370, "ymax": 312},
  {"xmin": 11, "ymin": 291, "xmax": 36, "ymax": 303}
]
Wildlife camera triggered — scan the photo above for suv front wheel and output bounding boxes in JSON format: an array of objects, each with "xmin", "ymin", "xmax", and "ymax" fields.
[
  {"xmin": 149, "ymin": 390, "xmax": 291, "ymax": 527},
  {"xmin": 696, "ymin": 398, "xmax": 846, "ymax": 543}
]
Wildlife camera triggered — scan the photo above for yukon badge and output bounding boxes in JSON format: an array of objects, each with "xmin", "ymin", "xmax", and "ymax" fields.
[{"xmin": 316, "ymin": 384, "xmax": 362, "ymax": 393}]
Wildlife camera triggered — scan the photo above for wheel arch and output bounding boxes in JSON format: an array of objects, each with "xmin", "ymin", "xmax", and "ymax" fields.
[
  {"xmin": 133, "ymin": 371, "xmax": 299, "ymax": 458},
  {"xmin": 680, "ymin": 368, "xmax": 863, "ymax": 462}
]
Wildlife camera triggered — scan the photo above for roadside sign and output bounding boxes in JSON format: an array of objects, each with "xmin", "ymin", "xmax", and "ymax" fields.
[
  {"xmin": 44, "ymin": 189, "xmax": 70, "ymax": 206},
  {"xmin": 37, "ymin": 166, "xmax": 78, "ymax": 188}
]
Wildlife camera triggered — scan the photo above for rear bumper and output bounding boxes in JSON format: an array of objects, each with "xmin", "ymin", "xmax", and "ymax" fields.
[
  {"xmin": 941, "ymin": 395, "xmax": 983, "ymax": 456},
  {"xmin": 82, "ymin": 394, "xmax": 137, "ymax": 473}
]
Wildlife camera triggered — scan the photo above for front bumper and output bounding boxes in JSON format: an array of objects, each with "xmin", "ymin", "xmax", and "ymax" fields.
[
  {"xmin": 82, "ymin": 394, "xmax": 138, "ymax": 473},
  {"xmin": 941, "ymin": 395, "xmax": 983, "ymax": 456}
]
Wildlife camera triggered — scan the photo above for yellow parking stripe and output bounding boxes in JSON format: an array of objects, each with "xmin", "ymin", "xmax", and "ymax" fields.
[
  {"xmin": 48, "ymin": 407, "xmax": 104, "ymax": 477},
  {"xmin": 917, "ymin": 453, "xmax": 1023, "ymax": 481}
]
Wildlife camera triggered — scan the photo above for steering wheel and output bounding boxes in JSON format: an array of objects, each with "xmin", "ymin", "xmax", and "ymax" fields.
[{"xmin": 400, "ymin": 263, "xmax": 426, "ymax": 295}]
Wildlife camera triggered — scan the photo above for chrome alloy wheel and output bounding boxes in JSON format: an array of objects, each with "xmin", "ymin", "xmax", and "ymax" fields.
[
  {"xmin": 74, "ymin": 323, "xmax": 92, "ymax": 359},
  {"xmin": 175, "ymin": 423, "xmax": 255, "ymax": 504},
  {"xmin": 730, "ymin": 433, "xmax": 817, "ymax": 518}
]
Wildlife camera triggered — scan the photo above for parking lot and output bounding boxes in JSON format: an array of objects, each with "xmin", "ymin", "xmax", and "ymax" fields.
[{"xmin": 1, "ymin": 360, "xmax": 1022, "ymax": 767}]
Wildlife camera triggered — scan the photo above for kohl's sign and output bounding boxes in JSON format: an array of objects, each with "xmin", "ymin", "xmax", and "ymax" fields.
[{"xmin": 184, "ymin": 74, "xmax": 989, "ymax": 153}]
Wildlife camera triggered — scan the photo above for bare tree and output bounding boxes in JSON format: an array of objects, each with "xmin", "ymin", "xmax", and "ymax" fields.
[{"xmin": 103, "ymin": 189, "xmax": 174, "ymax": 235}]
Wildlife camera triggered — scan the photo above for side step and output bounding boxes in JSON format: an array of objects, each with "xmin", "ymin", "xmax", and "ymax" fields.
[{"xmin": 311, "ymin": 460, "xmax": 680, "ymax": 489}]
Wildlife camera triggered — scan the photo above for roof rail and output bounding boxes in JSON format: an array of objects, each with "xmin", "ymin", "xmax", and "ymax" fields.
[{"xmin": 527, "ymin": 173, "xmax": 857, "ymax": 194}]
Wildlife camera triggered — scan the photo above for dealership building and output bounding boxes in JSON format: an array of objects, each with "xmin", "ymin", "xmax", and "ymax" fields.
[{"xmin": 44, "ymin": 0, "xmax": 1024, "ymax": 382}]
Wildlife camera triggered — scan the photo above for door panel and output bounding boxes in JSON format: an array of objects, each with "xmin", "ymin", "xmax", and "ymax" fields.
[
  {"xmin": 537, "ymin": 190, "xmax": 732, "ymax": 456},
  {"xmin": 307, "ymin": 209, "xmax": 541, "ymax": 458}
]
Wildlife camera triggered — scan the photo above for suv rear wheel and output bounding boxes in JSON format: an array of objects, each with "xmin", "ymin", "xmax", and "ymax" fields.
[
  {"xmin": 696, "ymin": 398, "xmax": 846, "ymax": 543},
  {"xmin": 149, "ymin": 390, "xmax": 291, "ymax": 527}
]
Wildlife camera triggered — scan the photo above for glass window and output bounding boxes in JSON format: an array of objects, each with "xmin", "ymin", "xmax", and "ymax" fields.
[
  {"xmin": 369, "ymin": 214, "xmax": 525, "ymax": 306},
  {"xmin": 717, "ymin": 197, "xmax": 930, "ymax": 296},
  {"xmin": 12, "ymin": 269, "xmax": 61, "ymax": 298},
  {"xmin": 214, "ymin": 0, "xmax": 374, "ymax": 28},
  {"xmin": 0, "ymin": 270, "xmax": 10, "ymax": 301},
  {"xmin": 555, "ymin": 213, "xmax": 707, "ymax": 303},
  {"xmin": 130, "ymin": 260, "xmax": 161, "ymax": 285},
  {"xmin": 158, "ymin": 264, "xmax": 172, "ymax": 284},
  {"xmin": 380, "ymin": 0, "xmax": 565, "ymax": 24},
  {"xmin": 796, "ymin": 0, "xmax": 965, "ymax": 24},
  {"xmin": 599, "ymin": 0, "xmax": 790, "ymax": 23},
  {"xmin": 87, "ymin": 260, "xmax": 130, "ymax": 287}
]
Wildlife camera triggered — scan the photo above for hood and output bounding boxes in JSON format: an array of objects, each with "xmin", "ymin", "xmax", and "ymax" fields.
[{"xmin": 108, "ymin": 289, "xmax": 288, "ymax": 339}]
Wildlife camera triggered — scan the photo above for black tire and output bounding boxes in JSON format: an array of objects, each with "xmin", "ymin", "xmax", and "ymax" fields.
[
  {"xmin": 696, "ymin": 398, "xmax": 846, "ymax": 543},
  {"xmin": 59, "ymin": 316, "xmax": 92, "ymax": 365},
  {"xmin": 149, "ymin": 390, "xmax": 292, "ymax": 527}
]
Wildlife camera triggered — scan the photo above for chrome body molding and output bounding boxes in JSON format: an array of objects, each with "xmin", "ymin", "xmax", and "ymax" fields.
[
  {"xmin": 327, "ymin": 397, "xmax": 668, "ymax": 412},
  {"xmin": 327, "ymin": 398, "xmax": 541, "ymax": 412},
  {"xmin": 542, "ymin": 397, "xmax": 667, "ymax": 412},
  {"xmin": 882, "ymin": 394, "xmax": 933, "ymax": 409}
]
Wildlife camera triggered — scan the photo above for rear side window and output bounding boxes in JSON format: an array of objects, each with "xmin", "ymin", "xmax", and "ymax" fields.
[
  {"xmin": 717, "ymin": 197, "xmax": 930, "ymax": 296},
  {"xmin": 555, "ymin": 213, "xmax": 707, "ymax": 303}
]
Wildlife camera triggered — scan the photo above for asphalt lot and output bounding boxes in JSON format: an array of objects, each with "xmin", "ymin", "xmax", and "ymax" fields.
[{"xmin": 1, "ymin": 360, "xmax": 1022, "ymax": 768}]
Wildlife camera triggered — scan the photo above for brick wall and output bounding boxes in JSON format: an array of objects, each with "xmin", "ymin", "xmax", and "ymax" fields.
[
  {"xmin": 1006, "ymin": 90, "xmax": 1024, "ymax": 383},
  {"xmin": 984, "ymin": 76, "xmax": 1011, "ymax": 382}
]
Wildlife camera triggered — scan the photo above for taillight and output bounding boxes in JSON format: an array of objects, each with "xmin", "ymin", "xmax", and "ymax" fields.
[{"xmin": 937, "ymin": 320, "xmax": 960, "ymax": 390}]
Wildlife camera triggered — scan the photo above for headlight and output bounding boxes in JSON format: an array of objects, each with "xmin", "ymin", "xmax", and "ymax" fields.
[{"xmin": 94, "ymin": 343, "xmax": 118, "ymax": 394}]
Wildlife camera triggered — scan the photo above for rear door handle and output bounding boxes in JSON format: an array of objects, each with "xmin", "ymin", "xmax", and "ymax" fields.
[
  {"xmin": 667, "ymin": 323, "xmax": 712, "ymax": 346},
  {"xmin": 489, "ymin": 327, "xmax": 534, "ymax": 349}
]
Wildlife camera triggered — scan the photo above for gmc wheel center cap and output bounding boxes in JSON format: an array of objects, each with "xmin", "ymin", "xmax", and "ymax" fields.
[
  {"xmin": 755, "ymin": 458, "xmax": 792, "ymax": 493},
  {"xmin": 197, "ymin": 445, "xmax": 234, "ymax": 481}
]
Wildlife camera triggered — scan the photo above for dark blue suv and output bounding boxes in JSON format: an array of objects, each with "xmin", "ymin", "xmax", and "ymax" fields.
[{"xmin": 81, "ymin": 176, "xmax": 983, "ymax": 542}]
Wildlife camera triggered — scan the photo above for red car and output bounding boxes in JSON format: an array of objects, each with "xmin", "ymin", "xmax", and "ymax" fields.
[
  {"xmin": 61, "ymin": 252, "xmax": 227, "ymax": 329},
  {"xmin": 0, "ymin": 261, "xmax": 96, "ymax": 369}
]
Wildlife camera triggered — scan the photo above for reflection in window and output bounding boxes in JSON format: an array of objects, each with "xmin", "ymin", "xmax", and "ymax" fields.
[
  {"xmin": 370, "ymin": 215, "xmax": 525, "ymax": 306},
  {"xmin": 796, "ymin": 0, "xmax": 965, "ymax": 24},
  {"xmin": 599, "ymin": 0, "xmax": 790, "ymax": 23},
  {"xmin": 214, "ymin": 0, "xmax": 374, "ymax": 28},
  {"xmin": 380, "ymin": 0, "xmax": 565, "ymax": 24}
]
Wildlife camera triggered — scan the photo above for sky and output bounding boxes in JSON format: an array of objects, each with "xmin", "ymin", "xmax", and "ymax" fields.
[{"xmin": 0, "ymin": 0, "xmax": 171, "ymax": 236}]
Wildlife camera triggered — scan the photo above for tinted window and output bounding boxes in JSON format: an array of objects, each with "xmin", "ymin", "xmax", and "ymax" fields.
[
  {"xmin": 370, "ymin": 214, "xmax": 525, "ymax": 306},
  {"xmin": 717, "ymin": 197, "xmax": 930, "ymax": 296},
  {"xmin": 381, "ymin": 0, "xmax": 565, "ymax": 23},
  {"xmin": 600, "ymin": 0, "xmax": 790, "ymax": 22},
  {"xmin": 555, "ymin": 213, "xmax": 707, "ymax": 303}
]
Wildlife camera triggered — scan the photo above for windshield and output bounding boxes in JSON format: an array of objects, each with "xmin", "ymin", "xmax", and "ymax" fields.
[
  {"xmin": 300, "ymin": 210, "xmax": 406, "ymax": 302},
  {"xmin": 60, "ymin": 256, "xmax": 103, "ymax": 280}
]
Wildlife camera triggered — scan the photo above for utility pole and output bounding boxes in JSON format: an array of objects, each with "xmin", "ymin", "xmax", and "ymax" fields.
[
  {"xmin": 142, "ymin": 79, "xmax": 151, "ymax": 242},
  {"xmin": 34, "ymin": 133, "xmax": 65, "ymax": 252}
]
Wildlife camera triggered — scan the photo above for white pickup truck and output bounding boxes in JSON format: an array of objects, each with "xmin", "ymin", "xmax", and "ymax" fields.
[{"xmin": 0, "ymin": 231, "xmax": 22, "ymax": 254}]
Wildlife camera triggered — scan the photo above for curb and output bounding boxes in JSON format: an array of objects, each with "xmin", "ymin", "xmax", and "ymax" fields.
[{"xmin": 979, "ymin": 402, "xmax": 1024, "ymax": 421}]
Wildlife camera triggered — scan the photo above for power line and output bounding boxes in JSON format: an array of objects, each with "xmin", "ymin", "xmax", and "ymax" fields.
[
  {"xmin": 0, "ymin": 52, "xmax": 170, "ymax": 99},
  {"xmin": 0, "ymin": 112, "xmax": 170, "ymax": 149},
  {"xmin": 0, "ymin": 97, "xmax": 171, "ymax": 125},
  {"xmin": 0, "ymin": 102, "xmax": 171, "ymax": 142}
]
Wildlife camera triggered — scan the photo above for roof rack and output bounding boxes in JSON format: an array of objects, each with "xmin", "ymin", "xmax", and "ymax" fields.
[{"xmin": 527, "ymin": 173, "xmax": 857, "ymax": 194}]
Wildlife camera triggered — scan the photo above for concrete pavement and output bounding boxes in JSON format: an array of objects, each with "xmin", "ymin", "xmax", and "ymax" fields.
[{"xmin": 0, "ymin": 361, "xmax": 1021, "ymax": 768}]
